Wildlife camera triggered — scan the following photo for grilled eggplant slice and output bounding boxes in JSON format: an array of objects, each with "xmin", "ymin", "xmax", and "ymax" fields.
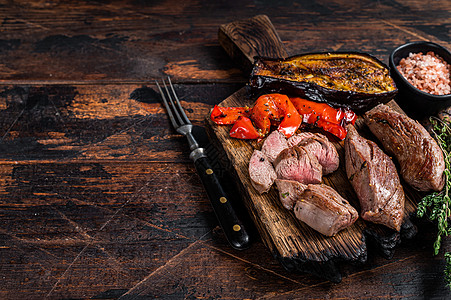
[{"xmin": 250, "ymin": 52, "xmax": 397, "ymax": 112}]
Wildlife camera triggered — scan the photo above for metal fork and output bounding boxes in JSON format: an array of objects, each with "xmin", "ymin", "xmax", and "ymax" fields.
[
  {"xmin": 155, "ymin": 77, "xmax": 199, "ymax": 153},
  {"xmin": 155, "ymin": 77, "xmax": 250, "ymax": 250}
]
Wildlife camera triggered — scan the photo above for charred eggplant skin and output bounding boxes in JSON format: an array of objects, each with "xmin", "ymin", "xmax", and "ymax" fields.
[{"xmin": 249, "ymin": 52, "xmax": 398, "ymax": 113}]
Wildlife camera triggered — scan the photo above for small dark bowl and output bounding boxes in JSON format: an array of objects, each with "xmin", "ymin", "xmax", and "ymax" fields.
[{"xmin": 389, "ymin": 41, "xmax": 451, "ymax": 119}]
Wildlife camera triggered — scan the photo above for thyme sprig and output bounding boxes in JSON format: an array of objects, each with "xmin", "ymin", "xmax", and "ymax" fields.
[
  {"xmin": 446, "ymin": 252, "xmax": 451, "ymax": 286},
  {"xmin": 416, "ymin": 116, "xmax": 451, "ymax": 288}
]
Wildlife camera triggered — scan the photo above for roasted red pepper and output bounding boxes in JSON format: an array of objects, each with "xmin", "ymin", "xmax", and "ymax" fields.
[
  {"xmin": 343, "ymin": 108, "xmax": 357, "ymax": 124},
  {"xmin": 290, "ymin": 97, "xmax": 356, "ymax": 139},
  {"xmin": 249, "ymin": 94, "xmax": 302, "ymax": 138},
  {"xmin": 248, "ymin": 95, "xmax": 279, "ymax": 136},
  {"xmin": 210, "ymin": 105, "xmax": 250, "ymax": 125},
  {"xmin": 210, "ymin": 94, "xmax": 356, "ymax": 140},
  {"xmin": 270, "ymin": 94, "xmax": 303, "ymax": 138},
  {"xmin": 229, "ymin": 116, "xmax": 262, "ymax": 139},
  {"xmin": 315, "ymin": 119, "xmax": 348, "ymax": 140}
]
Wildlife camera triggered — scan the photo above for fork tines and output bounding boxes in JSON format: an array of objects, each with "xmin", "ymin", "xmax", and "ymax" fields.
[{"xmin": 155, "ymin": 77, "xmax": 191, "ymax": 128}]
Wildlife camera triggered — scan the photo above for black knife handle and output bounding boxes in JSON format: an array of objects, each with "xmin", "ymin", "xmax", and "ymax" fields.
[{"xmin": 194, "ymin": 156, "xmax": 250, "ymax": 250}]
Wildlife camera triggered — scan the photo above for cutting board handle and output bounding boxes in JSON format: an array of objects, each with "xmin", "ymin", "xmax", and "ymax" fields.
[{"xmin": 218, "ymin": 15, "xmax": 288, "ymax": 75}]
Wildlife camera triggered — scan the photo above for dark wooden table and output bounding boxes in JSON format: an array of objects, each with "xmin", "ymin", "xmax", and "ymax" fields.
[{"xmin": 1, "ymin": 1, "xmax": 450, "ymax": 299}]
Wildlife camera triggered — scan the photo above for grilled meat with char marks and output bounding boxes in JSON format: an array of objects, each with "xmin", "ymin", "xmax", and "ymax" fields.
[
  {"xmin": 288, "ymin": 132, "xmax": 339, "ymax": 174},
  {"xmin": 275, "ymin": 179, "xmax": 358, "ymax": 236},
  {"xmin": 364, "ymin": 104, "xmax": 445, "ymax": 192},
  {"xmin": 345, "ymin": 124, "xmax": 405, "ymax": 231},
  {"xmin": 249, "ymin": 150, "xmax": 277, "ymax": 194},
  {"xmin": 274, "ymin": 146, "xmax": 322, "ymax": 184}
]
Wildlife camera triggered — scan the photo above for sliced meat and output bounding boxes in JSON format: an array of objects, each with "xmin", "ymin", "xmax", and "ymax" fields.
[
  {"xmin": 364, "ymin": 104, "xmax": 445, "ymax": 191},
  {"xmin": 261, "ymin": 130, "xmax": 289, "ymax": 163},
  {"xmin": 274, "ymin": 146, "xmax": 322, "ymax": 184},
  {"xmin": 287, "ymin": 132, "xmax": 317, "ymax": 148},
  {"xmin": 345, "ymin": 124, "xmax": 405, "ymax": 231},
  {"xmin": 293, "ymin": 184, "xmax": 358, "ymax": 236},
  {"xmin": 274, "ymin": 179, "xmax": 307, "ymax": 210},
  {"xmin": 275, "ymin": 179, "xmax": 358, "ymax": 236},
  {"xmin": 288, "ymin": 132, "xmax": 339, "ymax": 174},
  {"xmin": 296, "ymin": 134, "xmax": 339, "ymax": 174},
  {"xmin": 249, "ymin": 150, "xmax": 277, "ymax": 194}
]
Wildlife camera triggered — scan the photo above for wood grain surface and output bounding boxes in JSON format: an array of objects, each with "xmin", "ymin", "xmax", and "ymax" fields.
[{"xmin": 0, "ymin": 0, "xmax": 450, "ymax": 299}]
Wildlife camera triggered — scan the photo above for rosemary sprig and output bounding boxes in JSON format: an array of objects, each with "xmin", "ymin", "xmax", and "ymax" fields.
[{"xmin": 416, "ymin": 116, "xmax": 451, "ymax": 288}]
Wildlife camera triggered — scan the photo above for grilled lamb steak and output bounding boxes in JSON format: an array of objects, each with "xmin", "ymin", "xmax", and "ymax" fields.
[
  {"xmin": 364, "ymin": 104, "xmax": 445, "ymax": 191},
  {"xmin": 261, "ymin": 130, "xmax": 289, "ymax": 163},
  {"xmin": 274, "ymin": 178, "xmax": 307, "ymax": 210},
  {"xmin": 287, "ymin": 132, "xmax": 317, "ymax": 147},
  {"xmin": 295, "ymin": 184, "xmax": 359, "ymax": 236},
  {"xmin": 274, "ymin": 146, "xmax": 322, "ymax": 184},
  {"xmin": 249, "ymin": 150, "xmax": 277, "ymax": 194},
  {"xmin": 298, "ymin": 135, "xmax": 339, "ymax": 174},
  {"xmin": 275, "ymin": 179, "xmax": 358, "ymax": 236},
  {"xmin": 288, "ymin": 132, "xmax": 339, "ymax": 174},
  {"xmin": 345, "ymin": 124, "xmax": 405, "ymax": 231}
]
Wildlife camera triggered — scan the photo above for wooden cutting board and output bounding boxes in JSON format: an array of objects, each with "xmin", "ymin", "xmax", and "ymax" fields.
[{"xmin": 206, "ymin": 15, "xmax": 421, "ymax": 282}]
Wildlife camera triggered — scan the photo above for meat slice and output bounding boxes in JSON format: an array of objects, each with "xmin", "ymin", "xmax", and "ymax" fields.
[
  {"xmin": 274, "ymin": 179, "xmax": 307, "ymax": 210},
  {"xmin": 249, "ymin": 150, "xmax": 277, "ymax": 194},
  {"xmin": 345, "ymin": 124, "xmax": 405, "ymax": 231},
  {"xmin": 294, "ymin": 184, "xmax": 359, "ymax": 236},
  {"xmin": 288, "ymin": 132, "xmax": 339, "ymax": 174},
  {"xmin": 274, "ymin": 146, "xmax": 322, "ymax": 184},
  {"xmin": 364, "ymin": 104, "xmax": 445, "ymax": 191},
  {"xmin": 297, "ymin": 134, "xmax": 339, "ymax": 174},
  {"xmin": 287, "ymin": 132, "xmax": 317, "ymax": 148},
  {"xmin": 261, "ymin": 130, "xmax": 289, "ymax": 163},
  {"xmin": 275, "ymin": 179, "xmax": 358, "ymax": 236}
]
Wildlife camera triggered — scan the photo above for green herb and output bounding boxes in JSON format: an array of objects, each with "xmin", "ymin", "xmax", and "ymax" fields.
[
  {"xmin": 281, "ymin": 192, "xmax": 290, "ymax": 199},
  {"xmin": 416, "ymin": 116, "xmax": 451, "ymax": 288},
  {"xmin": 446, "ymin": 252, "xmax": 451, "ymax": 287}
]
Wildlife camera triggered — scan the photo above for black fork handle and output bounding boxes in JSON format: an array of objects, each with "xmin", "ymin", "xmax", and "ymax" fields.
[{"xmin": 191, "ymin": 151, "xmax": 250, "ymax": 250}]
